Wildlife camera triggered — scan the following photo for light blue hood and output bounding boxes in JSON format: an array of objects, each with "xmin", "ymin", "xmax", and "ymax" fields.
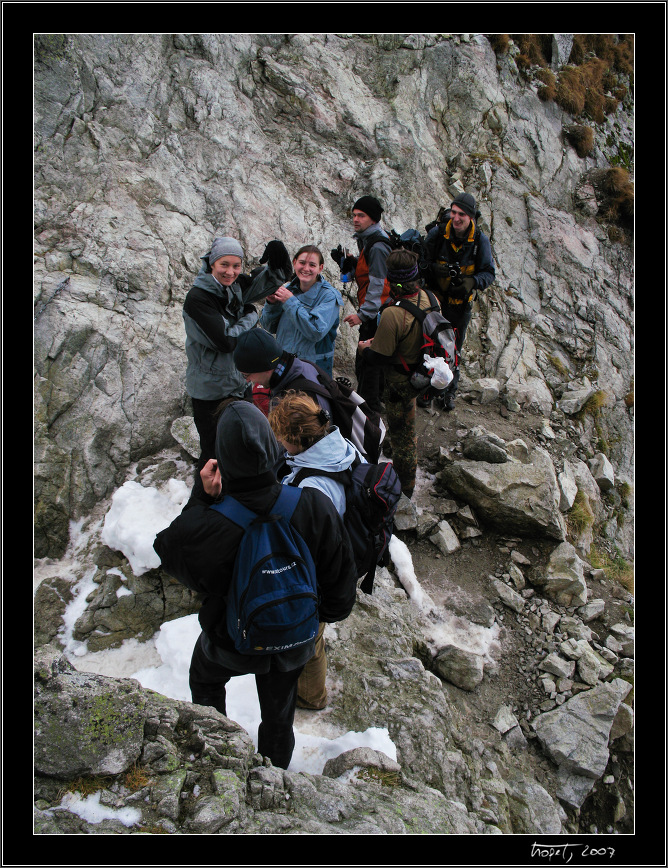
[{"xmin": 281, "ymin": 426, "xmax": 363, "ymax": 515}]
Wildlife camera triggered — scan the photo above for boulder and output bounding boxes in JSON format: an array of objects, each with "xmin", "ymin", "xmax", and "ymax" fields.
[
  {"xmin": 557, "ymin": 460, "xmax": 578, "ymax": 511},
  {"xmin": 533, "ymin": 679, "xmax": 632, "ymax": 808},
  {"xmin": 429, "ymin": 520, "xmax": 461, "ymax": 555},
  {"xmin": 433, "ymin": 644, "xmax": 485, "ymax": 691},
  {"xmin": 438, "ymin": 447, "xmax": 566, "ymax": 540},
  {"xmin": 34, "ymin": 645, "xmax": 145, "ymax": 778},
  {"xmin": 323, "ymin": 747, "xmax": 401, "ymax": 780},
  {"xmin": 588, "ymin": 452, "xmax": 615, "ymax": 491},
  {"xmin": 532, "ymin": 541, "xmax": 588, "ymax": 607}
]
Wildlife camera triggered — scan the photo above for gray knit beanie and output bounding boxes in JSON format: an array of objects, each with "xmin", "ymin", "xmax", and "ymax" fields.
[{"xmin": 208, "ymin": 236, "xmax": 244, "ymax": 267}]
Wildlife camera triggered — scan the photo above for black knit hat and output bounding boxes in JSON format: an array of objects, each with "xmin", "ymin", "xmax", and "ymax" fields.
[
  {"xmin": 215, "ymin": 401, "xmax": 281, "ymax": 481},
  {"xmin": 353, "ymin": 196, "xmax": 383, "ymax": 223},
  {"xmin": 451, "ymin": 192, "xmax": 477, "ymax": 219},
  {"xmin": 233, "ymin": 328, "xmax": 282, "ymax": 373}
]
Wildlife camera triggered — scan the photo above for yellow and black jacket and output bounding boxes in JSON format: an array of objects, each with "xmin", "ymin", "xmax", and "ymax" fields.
[{"xmin": 421, "ymin": 218, "xmax": 495, "ymax": 312}]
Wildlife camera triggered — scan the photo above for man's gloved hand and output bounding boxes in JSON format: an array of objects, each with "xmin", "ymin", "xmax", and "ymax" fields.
[
  {"xmin": 331, "ymin": 245, "xmax": 344, "ymax": 267},
  {"xmin": 449, "ymin": 276, "xmax": 476, "ymax": 300},
  {"xmin": 260, "ymin": 240, "xmax": 292, "ymax": 273},
  {"xmin": 341, "ymin": 255, "xmax": 357, "ymax": 273}
]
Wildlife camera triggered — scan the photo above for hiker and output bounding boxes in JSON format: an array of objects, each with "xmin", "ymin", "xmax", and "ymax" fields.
[
  {"xmin": 268, "ymin": 391, "xmax": 365, "ymax": 710},
  {"xmin": 233, "ymin": 327, "xmax": 385, "ymax": 465},
  {"xmin": 233, "ymin": 328, "xmax": 335, "ymax": 417},
  {"xmin": 357, "ymin": 249, "xmax": 435, "ymax": 499},
  {"xmin": 331, "ymin": 196, "xmax": 391, "ymax": 413},
  {"xmin": 153, "ymin": 400, "xmax": 357, "ymax": 770},
  {"xmin": 259, "ymin": 245, "xmax": 344, "ymax": 378},
  {"xmin": 420, "ymin": 192, "xmax": 495, "ymax": 410},
  {"xmin": 183, "ymin": 236, "xmax": 292, "ymax": 471}
]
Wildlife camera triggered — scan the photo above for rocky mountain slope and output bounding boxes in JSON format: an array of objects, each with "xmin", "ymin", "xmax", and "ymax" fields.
[{"xmin": 33, "ymin": 33, "xmax": 635, "ymax": 840}]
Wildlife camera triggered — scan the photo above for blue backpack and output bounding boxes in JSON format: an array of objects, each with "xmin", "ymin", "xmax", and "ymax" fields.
[{"xmin": 210, "ymin": 486, "xmax": 319, "ymax": 655}]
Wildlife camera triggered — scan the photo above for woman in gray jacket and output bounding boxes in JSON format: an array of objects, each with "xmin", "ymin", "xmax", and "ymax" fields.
[{"xmin": 182, "ymin": 236, "xmax": 291, "ymax": 469}]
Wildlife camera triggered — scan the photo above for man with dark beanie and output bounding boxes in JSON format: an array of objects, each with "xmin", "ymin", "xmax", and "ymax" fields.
[
  {"xmin": 420, "ymin": 192, "xmax": 495, "ymax": 410},
  {"xmin": 153, "ymin": 400, "xmax": 357, "ymax": 770},
  {"xmin": 233, "ymin": 328, "xmax": 335, "ymax": 419},
  {"xmin": 331, "ymin": 195, "xmax": 392, "ymax": 414}
]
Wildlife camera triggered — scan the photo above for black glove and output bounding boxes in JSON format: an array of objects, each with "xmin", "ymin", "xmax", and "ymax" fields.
[
  {"xmin": 448, "ymin": 276, "xmax": 475, "ymax": 301},
  {"xmin": 260, "ymin": 240, "xmax": 291, "ymax": 273},
  {"xmin": 341, "ymin": 255, "xmax": 357, "ymax": 273},
  {"xmin": 330, "ymin": 245, "xmax": 344, "ymax": 267}
]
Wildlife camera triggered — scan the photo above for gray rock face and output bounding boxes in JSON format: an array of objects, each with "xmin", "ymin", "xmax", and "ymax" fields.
[
  {"xmin": 32, "ymin": 31, "xmax": 635, "ymax": 837},
  {"xmin": 34, "ymin": 33, "xmax": 633, "ymax": 558}
]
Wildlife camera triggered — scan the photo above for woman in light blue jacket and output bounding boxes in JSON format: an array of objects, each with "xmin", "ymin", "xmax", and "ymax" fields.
[
  {"xmin": 260, "ymin": 245, "xmax": 343, "ymax": 377},
  {"xmin": 268, "ymin": 391, "xmax": 365, "ymax": 710}
]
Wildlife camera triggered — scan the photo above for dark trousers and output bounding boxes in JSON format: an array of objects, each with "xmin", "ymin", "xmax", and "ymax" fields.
[
  {"xmin": 355, "ymin": 318, "xmax": 384, "ymax": 412},
  {"xmin": 441, "ymin": 305, "xmax": 472, "ymax": 396},
  {"xmin": 189, "ymin": 634, "xmax": 304, "ymax": 770},
  {"xmin": 191, "ymin": 397, "xmax": 222, "ymax": 469},
  {"xmin": 190, "ymin": 391, "xmax": 252, "ymax": 498}
]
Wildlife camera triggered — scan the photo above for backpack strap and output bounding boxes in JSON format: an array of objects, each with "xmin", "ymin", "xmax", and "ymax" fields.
[
  {"xmin": 210, "ymin": 486, "xmax": 302, "ymax": 527},
  {"xmin": 284, "ymin": 376, "xmax": 332, "ymax": 402},
  {"xmin": 289, "ymin": 466, "xmax": 353, "ymax": 488},
  {"xmin": 395, "ymin": 289, "xmax": 440, "ymax": 320},
  {"xmin": 393, "ymin": 290, "xmax": 440, "ymax": 373},
  {"xmin": 210, "ymin": 495, "xmax": 256, "ymax": 530},
  {"xmin": 363, "ymin": 230, "xmax": 392, "ymax": 257}
]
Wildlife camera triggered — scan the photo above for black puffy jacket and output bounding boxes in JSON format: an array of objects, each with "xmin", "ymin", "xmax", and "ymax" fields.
[{"xmin": 153, "ymin": 474, "xmax": 358, "ymax": 654}]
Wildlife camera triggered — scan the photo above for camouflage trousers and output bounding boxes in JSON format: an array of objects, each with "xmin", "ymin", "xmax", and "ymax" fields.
[{"xmin": 384, "ymin": 373, "xmax": 417, "ymax": 498}]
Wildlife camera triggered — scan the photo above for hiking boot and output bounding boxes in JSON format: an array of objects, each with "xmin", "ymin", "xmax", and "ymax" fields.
[
  {"xmin": 416, "ymin": 392, "xmax": 432, "ymax": 408},
  {"xmin": 441, "ymin": 393, "xmax": 456, "ymax": 411}
]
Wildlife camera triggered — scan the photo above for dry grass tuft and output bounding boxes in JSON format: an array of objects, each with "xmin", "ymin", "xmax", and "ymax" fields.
[
  {"xmin": 600, "ymin": 168, "xmax": 634, "ymax": 227},
  {"xmin": 564, "ymin": 125, "xmax": 595, "ymax": 158},
  {"xmin": 567, "ymin": 490, "xmax": 595, "ymax": 536},
  {"xmin": 535, "ymin": 68, "xmax": 556, "ymax": 102},
  {"xmin": 589, "ymin": 544, "xmax": 634, "ymax": 595},
  {"xmin": 125, "ymin": 763, "xmax": 152, "ymax": 792},
  {"xmin": 486, "ymin": 34, "xmax": 510, "ymax": 55},
  {"xmin": 506, "ymin": 33, "xmax": 634, "ymax": 125},
  {"xmin": 583, "ymin": 389, "xmax": 609, "ymax": 416},
  {"xmin": 58, "ymin": 775, "xmax": 112, "ymax": 799}
]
